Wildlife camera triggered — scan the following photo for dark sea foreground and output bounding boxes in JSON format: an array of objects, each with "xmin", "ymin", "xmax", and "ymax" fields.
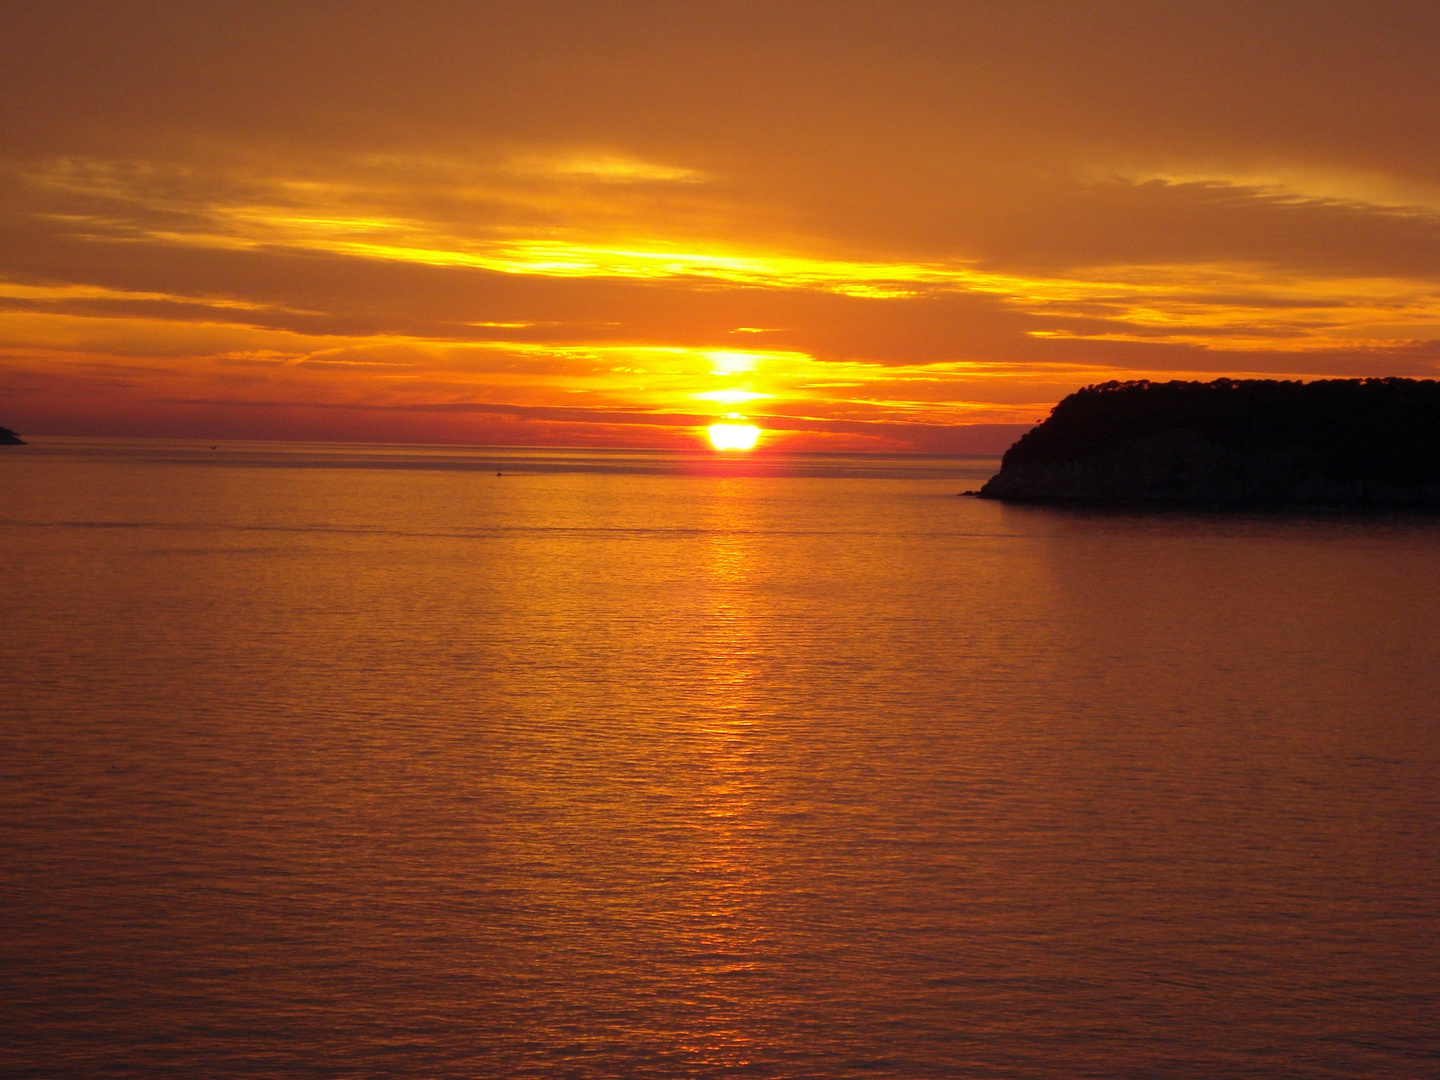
[{"xmin": 2, "ymin": 438, "xmax": 1438, "ymax": 1078}]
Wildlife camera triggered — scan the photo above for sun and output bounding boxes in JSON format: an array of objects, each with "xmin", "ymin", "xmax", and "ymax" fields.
[{"xmin": 707, "ymin": 422, "xmax": 761, "ymax": 451}]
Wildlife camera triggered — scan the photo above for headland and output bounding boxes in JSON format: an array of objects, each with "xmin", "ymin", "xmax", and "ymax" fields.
[{"xmin": 979, "ymin": 378, "xmax": 1440, "ymax": 507}]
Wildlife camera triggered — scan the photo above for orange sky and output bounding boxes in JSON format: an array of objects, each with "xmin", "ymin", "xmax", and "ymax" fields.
[{"xmin": 3, "ymin": 2, "xmax": 1440, "ymax": 451}]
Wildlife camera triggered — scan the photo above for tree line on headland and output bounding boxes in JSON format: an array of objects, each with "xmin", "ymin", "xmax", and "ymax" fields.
[{"xmin": 979, "ymin": 378, "xmax": 1440, "ymax": 506}]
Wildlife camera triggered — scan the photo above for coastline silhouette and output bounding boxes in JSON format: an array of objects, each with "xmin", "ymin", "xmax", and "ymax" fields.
[{"xmin": 980, "ymin": 378, "xmax": 1440, "ymax": 506}]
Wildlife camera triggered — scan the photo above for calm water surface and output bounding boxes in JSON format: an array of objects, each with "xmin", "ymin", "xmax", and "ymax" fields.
[{"xmin": 3, "ymin": 439, "xmax": 1438, "ymax": 1078}]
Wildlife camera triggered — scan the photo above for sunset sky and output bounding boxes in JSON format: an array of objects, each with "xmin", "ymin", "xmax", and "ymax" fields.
[{"xmin": 4, "ymin": 1, "xmax": 1440, "ymax": 451}]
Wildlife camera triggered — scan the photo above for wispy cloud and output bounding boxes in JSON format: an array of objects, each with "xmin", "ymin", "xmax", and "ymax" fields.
[{"xmin": 4, "ymin": 4, "xmax": 1440, "ymax": 444}]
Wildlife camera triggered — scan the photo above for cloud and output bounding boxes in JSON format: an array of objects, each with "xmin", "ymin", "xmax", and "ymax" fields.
[{"xmin": 3, "ymin": 3, "xmax": 1440, "ymax": 443}]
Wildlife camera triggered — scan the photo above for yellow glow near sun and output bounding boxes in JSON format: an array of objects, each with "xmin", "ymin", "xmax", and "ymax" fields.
[
  {"xmin": 707, "ymin": 423, "xmax": 761, "ymax": 451},
  {"xmin": 693, "ymin": 389, "xmax": 770, "ymax": 404},
  {"xmin": 705, "ymin": 350, "xmax": 759, "ymax": 375}
]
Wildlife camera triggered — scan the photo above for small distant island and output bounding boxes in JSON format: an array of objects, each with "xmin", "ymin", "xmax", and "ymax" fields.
[
  {"xmin": 979, "ymin": 378, "xmax": 1440, "ymax": 507},
  {"xmin": 0, "ymin": 426, "xmax": 25, "ymax": 446}
]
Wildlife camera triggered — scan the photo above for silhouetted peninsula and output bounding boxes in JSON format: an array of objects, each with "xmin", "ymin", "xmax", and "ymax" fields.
[
  {"xmin": 0, "ymin": 426, "xmax": 24, "ymax": 445},
  {"xmin": 979, "ymin": 378, "xmax": 1440, "ymax": 507}
]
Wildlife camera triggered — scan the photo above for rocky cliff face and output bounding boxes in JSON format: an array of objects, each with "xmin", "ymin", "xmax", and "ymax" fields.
[{"xmin": 979, "ymin": 379, "xmax": 1440, "ymax": 507}]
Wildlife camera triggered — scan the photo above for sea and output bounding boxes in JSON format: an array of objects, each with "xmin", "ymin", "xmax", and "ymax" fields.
[{"xmin": 3, "ymin": 438, "xmax": 1438, "ymax": 1079}]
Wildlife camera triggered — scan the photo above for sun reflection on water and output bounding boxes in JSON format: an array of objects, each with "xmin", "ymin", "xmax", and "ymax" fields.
[{"xmin": 682, "ymin": 482, "xmax": 777, "ymax": 1067}]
